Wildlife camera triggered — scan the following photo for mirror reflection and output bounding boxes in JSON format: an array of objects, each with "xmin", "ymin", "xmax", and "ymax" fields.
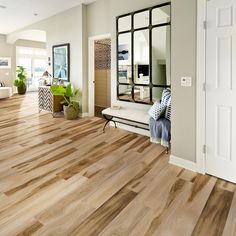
[
  {"xmin": 134, "ymin": 10, "xmax": 149, "ymax": 29},
  {"xmin": 152, "ymin": 25, "xmax": 171, "ymax": 86},
  {"xmin": 152, "ymin": 6, "xmax": 171, "ymax": 25},
  {"xmin": 152, "ymin": 87, "xmax": 165, "ymax": 103},
  {"xmin": 118, "ymin": 85, "xmax": 132, "ymax": 101},
  {"xmin": 134, "ymin": 86, "xmax": 150, "ymax": 103},
  {"xmin": 118, "ymin": 33, "xmax": 132, "ymax": 84},
  {"xmin": 134, "ymin": 30, "xmax": 150, "ymax": 84},
  {"xmin": 118, "ymin": 15, "xmax": 132, "ymax": 32}
]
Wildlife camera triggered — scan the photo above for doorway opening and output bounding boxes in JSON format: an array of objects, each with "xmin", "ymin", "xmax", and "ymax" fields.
[
  {"xmin": 94, "ymin": 39, "xmax": 111, "ymax": 118},
  {"xmin": 16, "ymin": 46, "xmax": 47, "ymax": 92}
]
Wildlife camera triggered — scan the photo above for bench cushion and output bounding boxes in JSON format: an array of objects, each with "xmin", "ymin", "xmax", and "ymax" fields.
[{"xmin": 102, "ymin": 107, "xmax": 150, "ymax": 124}]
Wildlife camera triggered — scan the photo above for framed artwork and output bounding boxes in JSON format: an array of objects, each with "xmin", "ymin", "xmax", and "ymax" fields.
[
  {"xmin": 118, "ymin": 44, "xmax": 129, "ymax": 60},
  {"xmin": 52, "ymin": 43, "xmax": 70, "ymax": 82},
  {"xmin": 0, "ymin": 57, "xmax": 11, "ymax": 69}
]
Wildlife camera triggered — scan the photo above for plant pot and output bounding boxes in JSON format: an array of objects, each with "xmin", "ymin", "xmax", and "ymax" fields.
[
  {"xmin": 17, "ymin": 87, "xmax": 27, "ymax": 95},
  {"xmin": 63, "ymin": 105, "xmax": 79, "ymax": 120}
]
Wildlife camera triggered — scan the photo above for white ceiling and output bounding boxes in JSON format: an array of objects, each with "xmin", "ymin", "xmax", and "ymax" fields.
[{"xmin": 0, "ymin": 0, "xmax": 96, "ymax": 34}]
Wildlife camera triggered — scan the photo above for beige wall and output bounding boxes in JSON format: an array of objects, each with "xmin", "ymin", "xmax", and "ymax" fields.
[
  {"xmin": 0, "ymin": 34, "xmax": 46, "ymax": 86},
  {"xmin": 87, "ymin": 0, "xmax": 197, "ymax": 163}
]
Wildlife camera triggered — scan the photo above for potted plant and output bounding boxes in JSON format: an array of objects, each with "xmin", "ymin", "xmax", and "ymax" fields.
[
  {"xmin": 14, "ymin": 66, "xmax": 27, "ymax": 95},
  {"xmin": 50, "ymin": 83, "xmax": 80, "ymax": 120}
]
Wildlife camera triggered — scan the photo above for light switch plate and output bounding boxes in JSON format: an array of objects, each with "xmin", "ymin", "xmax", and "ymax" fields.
[{"xmin": 181, "ymin": 77, "xmax": 192, "ymax": 87}]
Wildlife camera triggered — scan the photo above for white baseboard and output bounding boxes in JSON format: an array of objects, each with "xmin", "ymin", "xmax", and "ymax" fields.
[
  {"xmin": 169, "ymin": 155, "xmax": 198, "ymax": 172},
  {"xmin": 79, "ymin": 112, "xmax": 89, "ymax": 118}
]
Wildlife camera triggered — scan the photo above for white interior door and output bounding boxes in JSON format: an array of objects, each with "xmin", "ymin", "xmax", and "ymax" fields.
[{"xmin": 206, "ymin": 0, "xmax": 236, "ymax": 182}]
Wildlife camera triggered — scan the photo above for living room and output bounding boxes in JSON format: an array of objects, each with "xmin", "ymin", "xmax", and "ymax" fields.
[{"xmin": 0, "ymin": 0, "xmax": 236, "ymax": 235}]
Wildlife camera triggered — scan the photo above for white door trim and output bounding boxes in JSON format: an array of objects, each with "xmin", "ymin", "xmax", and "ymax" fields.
[
  {"xmin": 88, "ymin": 33, "xmax": 111, "ymax": 117},
  {"xmin": 196, "ymin": 0, "xmax": 207, "ymax": 174}
]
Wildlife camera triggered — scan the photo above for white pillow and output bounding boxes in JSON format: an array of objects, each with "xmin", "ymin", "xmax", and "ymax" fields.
[{"xmin": 148, "ymin": 102, "xmax": 166, "ymax": 120}]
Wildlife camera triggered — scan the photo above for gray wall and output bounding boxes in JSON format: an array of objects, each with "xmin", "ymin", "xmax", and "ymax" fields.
[
  {"xmin": 6, "ymin": 0, "xmax": 197, "ymax": 163},
  {"xmin": 171, "ymin": 0, "xmax": 196, "ymax": 162},
  {"xmin": 0, "ymin": 35, "xmax": 14, "ymax": 86},
  {"xmin": 87, "ymin": 0, "xmax": 111, "ymax": 37},
  {"xmin": 7, "ymin": 5, "xmax": 88, "ymax": 113},
  {"xmin": 87, "ymin": 0, "xmax": 197, "ymax": 162}
]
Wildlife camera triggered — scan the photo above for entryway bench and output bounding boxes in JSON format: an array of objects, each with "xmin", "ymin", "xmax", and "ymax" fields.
[{"xmin": 102, "ymin": 107, "xmax": 150, "ymax": 132}]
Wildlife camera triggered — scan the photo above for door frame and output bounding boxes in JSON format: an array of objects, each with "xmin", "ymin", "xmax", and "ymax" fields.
[
  {"xmin": 196, "ymin": 0, "xmax": 207, "ymax": 174},
  {"xmin": 88, "ymin": 33, "xmax": 111, "ymax": 117}
]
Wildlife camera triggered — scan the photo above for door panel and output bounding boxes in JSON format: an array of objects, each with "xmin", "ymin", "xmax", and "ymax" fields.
[
  {"xmin": 16, "ymin": 47, "xmax": 47, "ymax": 92},
  {"xmin": 19, "ymin": 58, "xmax": 33, "ymax": 90},
  {"xmin": 206, "ymin": 0, "xmax": 236, "ymax": 183},
  {"xmin": 217, "ymin": 36, "xmax": 232, "ymax": 90}
]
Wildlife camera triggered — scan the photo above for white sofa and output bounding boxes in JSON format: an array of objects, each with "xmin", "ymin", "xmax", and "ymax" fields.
[{"xmin": 0, "ymin": 87, "xmax": 13, "ymax": 99}]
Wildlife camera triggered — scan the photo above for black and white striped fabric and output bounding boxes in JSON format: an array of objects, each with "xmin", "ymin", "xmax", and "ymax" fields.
[
  {"xmin": 148, "ymin": 102, "xmax": 166, "ymax": 120},
  {"xmin": 0, "ymin": 82, "xmax": 5, "ymax": 87},
  {"xmin": 161, "ymin": 89, "xmax": 171, "ymax": 121},
  {"xmin": 161, "ymin": 89, "xmax": 171, "ymax": 106},
  {"xmin": 165, "ymin": 97, "xmax": 171, "ymax": 120}
]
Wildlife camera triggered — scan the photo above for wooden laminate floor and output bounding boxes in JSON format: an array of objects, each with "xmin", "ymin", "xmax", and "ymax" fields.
[{"xmin": 0, "ymin": 93, "xmax": 236, "ymax": 236}]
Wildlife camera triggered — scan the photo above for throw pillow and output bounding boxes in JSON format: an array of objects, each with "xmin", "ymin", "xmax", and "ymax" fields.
[
  {"xmin": 161, "ymin": 89, "xmax": 171, "ymax": 106},
  {"xmin": 165, "ymin": 97, "xmax": 171, "ymax": 121},
  {"xmin": 148, "ymin": 102, "xmax": 166, "ymax": 120}
]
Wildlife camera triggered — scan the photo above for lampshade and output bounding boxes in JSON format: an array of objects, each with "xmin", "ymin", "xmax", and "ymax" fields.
[{"xmin": 42, "ymin": 71, "xmax": 52, "ymax": 77}]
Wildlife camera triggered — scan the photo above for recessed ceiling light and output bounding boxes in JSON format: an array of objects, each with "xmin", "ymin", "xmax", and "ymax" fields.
[
  {"xmin": 0, "ymin": 5, "xmax": 7, "ymax": 9},
  {"xmin": 34, "ymin": 13, "xmax": 38, "ymax": 16}
]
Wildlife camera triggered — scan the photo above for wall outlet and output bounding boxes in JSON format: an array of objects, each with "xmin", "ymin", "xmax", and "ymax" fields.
[{"xmin": 181, "ymin": 77, "xmax": 192, "ymax": 87}]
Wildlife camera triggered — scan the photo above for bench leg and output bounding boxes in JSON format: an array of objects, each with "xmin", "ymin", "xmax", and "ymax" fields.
[
  {"xmin": 166, "ymin": 147, "xmax": 169, "ymax": 154},
  {"xmin": 103, "ymin": 120, "xmax": 110, "ymax": 133},
  {"xmin": 112, "ymin": 120, "xmax": 117, "ymax": 129},
  {"xmin": 103, "ymin": 115, "xmax": 116, "ymax": 133}
]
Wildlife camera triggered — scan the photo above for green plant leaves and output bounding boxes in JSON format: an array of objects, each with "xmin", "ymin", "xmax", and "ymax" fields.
[
  {"xmin": 50, "ymin": 83, "xmax": 80, "ymax": 110},
  {"xmin": 65, "ymin": 83, "xmax": 74, "ymax": 97},
  {"xmin": 14, "ymin": 66, "xmax": 27, "ymax": 88},
  {"xmin": 50, "ymin": 85, "xmax": 66, "ymax": 96}
]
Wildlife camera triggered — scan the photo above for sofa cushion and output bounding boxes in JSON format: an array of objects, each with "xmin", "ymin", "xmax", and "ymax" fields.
[
  {"xmin": 0, "ymin": 87, "xmax": 12, "ymax": 99},
  {"xmin": 0, "ymin": 82, "xmax": 5, "ymax": 87},
  {"xmin": 148, "ymin": 102, "xmax": 166, "ymax": 120}
]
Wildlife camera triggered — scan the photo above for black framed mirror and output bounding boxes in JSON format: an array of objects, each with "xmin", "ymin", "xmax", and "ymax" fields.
[
  {"xmin": 52, "ymin": 43, "xmax": 70, "ymax": 82},
  {"xmin": 117, "ymin": 2, "xmax": 171, "ymax": 104}
]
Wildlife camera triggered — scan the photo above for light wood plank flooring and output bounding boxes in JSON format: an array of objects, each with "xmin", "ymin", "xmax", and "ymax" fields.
[{"xmin": 0, "ymin": 93, "xmax": 235, "ymax": 236}]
